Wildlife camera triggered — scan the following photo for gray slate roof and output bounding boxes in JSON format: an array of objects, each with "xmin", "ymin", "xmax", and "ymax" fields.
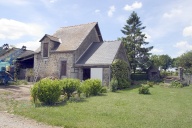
[
  {"xmin": 76, "ymin": 41, "xmax": 121, "ymax": 66},
  {"xmin": 40, "ymin": 34, "xmax": 60, "ymax": 42},
  {"xmin": 36, "ymin": 22, "xmax": 103, "ymax": 53},
  {"xmin": 53, "ymin": 22, "xmax": 100, "ymax": 51},
  {"xmin": 17, "ymin": 50, "xmax": 34, "ymax": 59}
]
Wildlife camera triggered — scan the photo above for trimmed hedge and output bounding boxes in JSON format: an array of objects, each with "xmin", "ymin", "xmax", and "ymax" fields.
[
  {"xmin": 31, "ymin": 78, "xmax": 108, "ymax": 105},
  {"xmin": 81, "ymin": 79, "xmax": 103, "ymax": 97},
  {"xmin": 60, "ymin": 78, "xmax": 81, "ymax": 99},
  {"xmin": 31, "ymin": 78, "xmax": 61, "ymax": 105}
]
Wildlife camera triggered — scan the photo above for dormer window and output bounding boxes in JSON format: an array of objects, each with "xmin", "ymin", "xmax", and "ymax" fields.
[{"xmin": 43, "ymin": 43, "xmax": 49, "ymax": 58}]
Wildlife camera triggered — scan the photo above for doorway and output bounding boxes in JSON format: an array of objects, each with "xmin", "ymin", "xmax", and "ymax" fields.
[{"xmin": 83, "ymin": 68, "xmax": 90, "ymax": 80}]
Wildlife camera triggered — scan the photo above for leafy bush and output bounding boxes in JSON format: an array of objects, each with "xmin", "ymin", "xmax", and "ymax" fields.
[
  {"xmin": 81, "ymin": 79, "xmax": 103, "ymax": 97},
  {"xmin": 147, "ymin": 81, "xmax": 154, "ymax": 87},
  {"xmin": 80, "ymin": 81, "xmax": 90, "ymax": 97},
  {"xmin": 31, "ymin": 78, "xmax": 61, "ymax": 105},
  {"xmin": 111, "ymin": 59, "xmax": 131, "ymax": 89},
  {"xmin": 60, "ymin": 78, "xmax": 81, "ymax": 99},
  {"xmin": 118, "ymin": 78, "xmax": 131, "ymax": 89},
  {"xmin": 100, "ymin": 86, "xmax": 108, "ymax": 93},
  {"xmin": 110, "ymin": 78, "xmax": 118, "ymax": 92},
  {"xmin": 139, "ymin": 84, "xmax": 150, "ymax": 94},
  {"xmin": 171, "ymin": 81, "xmax": 183, "ymax": 88}
]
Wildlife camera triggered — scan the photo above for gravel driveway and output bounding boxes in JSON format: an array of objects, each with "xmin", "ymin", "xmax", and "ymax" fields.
[{"xmin": 0, "ymin": 85, "xmax": 62, "ymax": 128}]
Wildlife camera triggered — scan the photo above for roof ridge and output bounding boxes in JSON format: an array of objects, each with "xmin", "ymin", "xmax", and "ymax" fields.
[
  {"xmin": 46, "ymin": 34, "xmax": 59, "ymax": 39},
  {"xmin": 60, "ymin": 22, "xmax": 97, "ymax": 29}
]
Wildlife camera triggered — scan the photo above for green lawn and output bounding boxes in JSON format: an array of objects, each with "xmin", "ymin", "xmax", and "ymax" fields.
[{"xmin": 14, "ymin": 85, "xmax": 192, "ymax": 128}]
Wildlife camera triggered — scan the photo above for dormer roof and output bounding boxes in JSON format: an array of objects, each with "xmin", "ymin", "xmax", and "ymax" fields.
[{"xmin": 39, "ymin": 34, "xmax": 60, "ymax": 43}]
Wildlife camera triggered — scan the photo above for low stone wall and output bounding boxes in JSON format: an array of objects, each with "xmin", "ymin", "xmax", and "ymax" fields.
[{"xmin": 183, "ymin": 74, "xmax": 192, "ymax": 85}]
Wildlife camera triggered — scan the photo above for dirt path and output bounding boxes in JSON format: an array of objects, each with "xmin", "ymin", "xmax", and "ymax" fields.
[
  {"xmin": 0, "ymin": 111, "xmax": 61, "ymax": 128},
  {"xmin": 0, "ymin": 85, "xmax": 62, "ymax": 128}
]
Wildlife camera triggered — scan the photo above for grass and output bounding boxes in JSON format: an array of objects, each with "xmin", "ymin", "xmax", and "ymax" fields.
[{"xmin": 11, "ymin": 84, "xmax": 192, "ymax": 128}]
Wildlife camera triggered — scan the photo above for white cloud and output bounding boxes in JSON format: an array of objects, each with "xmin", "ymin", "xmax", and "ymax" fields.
[
  {"xmin": 95, "ymin": 9, "xmax": 100, "ymax": 13},
  {"xmin": 124, "ymin": 1, "xmax": 142, "ymax": 11},
  {"xmin": 151, "ymin": 48, "xmax": 163, "ymax": 54},
  {"xmin": 108, "ymin": 5, "xmax": 115, "ymax": 17},
  {"xmin": 163, "ymin": 8, "xmax": 182, "ymax": 18},
  {"xmin": 15, "ymin": 40, "xmax": 41, "ymax": 51},
  {"xmin": 0, "ymin": 18, "xmax": 44, "ymax": 40},
  {"xmin": 183, "ymin": 26, "xmax": 192, "ymax": 37},
  {"xmin": 0, "ymin": 0, "xmax": 30, "ymax": 5},
  {"xmin": 174, "ymin": 41, "xmax": 192, "ymax": 55},
  {"xmin": 49, "ymin": 0, "xmax": 57, "ymax": 3}
]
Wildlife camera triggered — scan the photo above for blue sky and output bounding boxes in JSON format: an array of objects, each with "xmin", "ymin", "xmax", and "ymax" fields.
[{"xmin": 0, "ymin": 0, "xmax": 192, "ymax": 58}]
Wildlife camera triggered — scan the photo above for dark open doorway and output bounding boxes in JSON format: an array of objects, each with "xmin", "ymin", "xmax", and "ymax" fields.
[{"xmin": 83, "ymin": 68, "xmax": 90, "ymax": 80}]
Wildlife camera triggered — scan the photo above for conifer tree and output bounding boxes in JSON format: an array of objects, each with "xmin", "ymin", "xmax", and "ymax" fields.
[{"xmin": 121, "ymin": 11, "xmax": 153, "ymax": 73}]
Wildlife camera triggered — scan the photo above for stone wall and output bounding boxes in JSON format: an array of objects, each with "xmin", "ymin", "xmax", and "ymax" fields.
[
  {"xmin": 34, "ymin": 51, "xmax": 77, "ymax": 79},
  {"xmin": 178, "ymin": 67, "xmax": 192, "ymax": 85},
  {"xmin": 103, "ymin": 67, "xmax": 110, "ymax": 86},
  {"xmin": 183, "ymin": 74, "xmax": 192, "ymax": 85},
  {"xmin": 115, "ymin": 43, "xmax": 129, "ymax": 63}
]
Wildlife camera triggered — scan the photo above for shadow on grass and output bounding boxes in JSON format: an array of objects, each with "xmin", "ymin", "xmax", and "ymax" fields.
[
  {"xmin": 33, "ymin": 97, "xmax": 89, "ymax": 108},
  {"xmin": 119, "ymin": 84, "xmax": 142, "ymax": 92}
]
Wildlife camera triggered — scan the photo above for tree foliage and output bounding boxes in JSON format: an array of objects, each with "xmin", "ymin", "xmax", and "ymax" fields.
[
  {"xmin": 150, "ymin": 55, "xmax": 161, "ymax": 67},
  {"xmin": 159, "ymin": 55, "xmax": 172, "ymax": 71},
  {"xmin": 177, "ymin": 51, "xmax": 192, "ymax": 73},
  {"xmin": 150, "ymin": 54, "xmax": 172, "ymax": 71},
  {"xmin": 121, "ymin": 11, "xmax": 153, "ymax": 73}
]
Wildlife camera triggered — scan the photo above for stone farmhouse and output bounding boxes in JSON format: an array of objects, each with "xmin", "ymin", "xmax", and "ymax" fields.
[{"xmin": 34, "ymin": 22, "xmax": 129, "ymax": 85}]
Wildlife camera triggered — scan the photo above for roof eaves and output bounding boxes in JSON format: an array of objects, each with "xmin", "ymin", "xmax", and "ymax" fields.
[{"xmin": 75, "ymin": 63, "xmax": 111, "ymax": 67}]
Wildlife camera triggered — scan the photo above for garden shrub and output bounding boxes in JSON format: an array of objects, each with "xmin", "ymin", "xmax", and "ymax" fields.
[
  {"xmin": 81, "ymin": 81, "xmax": 91, "ymax": 97},
  {"xmin": 31, "ymin": 78, "xmax": 61, "ymax": 105},
  {"xmin": 111, "ymin": 59, "xmax": 130, "ymax": 89},
  {"xmin": 139, "ymin": 84, "xmax": 150, "ymax": 94},
  {"xmin": 147, "ymin": 81, "xmax": 154, "ymax": 87},
  {"xmin": 110, "ymin": 78, "xmax": 118, "ymax": 92},
  {"xmin": 60, "ymin": 78, "xmax": 81, "ymax": 99},
  {"xmin": 81, "ymin": 79, "xmax": 103, "ymax": 97},
  {"xmin": 171, "ymin": 80, "xmax": 183, "ymax": 88},
  {"xmin": 118, "ymin": 78, "xmax": 131, "ymax": 88},
  {"xmin": 100, "ymin": 86, "xmax": 108, "ymax": 93}
]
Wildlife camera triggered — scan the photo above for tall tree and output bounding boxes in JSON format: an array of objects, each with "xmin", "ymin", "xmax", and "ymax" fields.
[
  {"xmin": 121, "ymin": 11, "xmax": 153, "ymax": 73},
  {"xmin": 150, "ymin": 55, "xmax": 161, "ymax": 68},
  {"xmin": 159, "ymin": 54, "xmax": 172, "ymax": 71},
  {"xmin": 177, "ymin": 51, "xmax": 192, "ymax": 73},
  {"xmin": 150, "ymin": 54, "xmax": 172, "ymax": 71}
]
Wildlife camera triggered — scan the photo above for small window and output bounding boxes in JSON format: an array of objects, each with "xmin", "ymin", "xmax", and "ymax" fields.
[
  {"xmin": 60, "ymin": 61, "xmax": 67, "ymax": 77},
  {"xmin": 43, "ymin": 43, "xmax": 48, "ymax": 57}
]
